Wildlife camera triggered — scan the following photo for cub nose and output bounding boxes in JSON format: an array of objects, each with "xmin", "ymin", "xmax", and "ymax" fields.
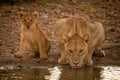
[{"xmin": 26, "ymin": 25, "xmax": 30, "ymax": 29}]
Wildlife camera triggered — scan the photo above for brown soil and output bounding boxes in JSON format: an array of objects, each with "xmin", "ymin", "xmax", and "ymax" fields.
[{"xmin": 0, "ymin": 1, "xmax": 120, "ymax": 67}]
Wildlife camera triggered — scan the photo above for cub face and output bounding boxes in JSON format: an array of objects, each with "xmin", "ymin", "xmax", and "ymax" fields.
[
  {"xmin": 19, "ymin": 11, "xmax": 39, "ymax": 29},
  {"xmin": 63, "ymin": 34, "xmax": 89, "ymax": 68}
]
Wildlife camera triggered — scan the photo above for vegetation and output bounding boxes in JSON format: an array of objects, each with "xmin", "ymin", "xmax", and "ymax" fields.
[{"xmin": 80, "ymin": 2, "xmax": 96, "ymax": 12}]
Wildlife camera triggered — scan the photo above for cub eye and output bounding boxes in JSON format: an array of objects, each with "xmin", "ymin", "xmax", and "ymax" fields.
[
  {"xmin": 24, "ymin": 19, "xmax": 27, "ymax": 21},
  {"xmin": 30, "ymin": 19, "xmax": 33, "ymax": 21}
]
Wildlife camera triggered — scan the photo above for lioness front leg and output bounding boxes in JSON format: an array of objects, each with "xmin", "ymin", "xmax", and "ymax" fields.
[
  {"xmin": 14, "ymin": 38, "xmax": 26, "ymax": 58},
  {"xmin": 84, "ymin": 55, "xmax": 93, "ymax": 66},
  {"xmin": 84, "ymin": 46, "xmax": 95, "ymax": 66},
  {"xmin": 58, "ymin": 52, "xmax": 68, "ymax": 64},
  {"xmin": 58, "ymin": 45, "xmax": 68, "ymax": 64},
  {"xmin": 58, "ymin": 43, "xmax": 69, "ymax": 64}
]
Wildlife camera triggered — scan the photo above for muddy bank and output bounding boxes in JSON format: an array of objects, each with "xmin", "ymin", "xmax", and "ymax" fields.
[{"xmin": 0, "ymin": 1, "xmax": 120, "ymax": 67}]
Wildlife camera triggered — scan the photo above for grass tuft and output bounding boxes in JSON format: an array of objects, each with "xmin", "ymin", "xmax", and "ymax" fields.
[{"xmin": 80, "ymin": 2, "xmax": 96, "ymax": 13}]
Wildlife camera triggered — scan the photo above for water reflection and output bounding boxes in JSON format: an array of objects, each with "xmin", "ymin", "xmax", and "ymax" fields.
[
  {"xmin": 0, "ymin": 66, "xmax": 120, "ymax": 80},
  {"xmin": 0, "ymin": 66, "xmax": 49, "ymax": 80},
  {"xmin": 45, "ymin": 67, "xmax": 62, "ymax": 80},
  {"xmin": 100, "ymin": 66, "xmax": 120, "ymax": 80},
  {"xmin": 61, "ymin": 66, "xmax": 101, "ymax": 80}
]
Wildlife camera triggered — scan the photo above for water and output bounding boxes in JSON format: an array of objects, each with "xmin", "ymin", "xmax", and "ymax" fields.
[{"xmin": 0, "ymin": 66, "xmax": 120, "ymax": 80}]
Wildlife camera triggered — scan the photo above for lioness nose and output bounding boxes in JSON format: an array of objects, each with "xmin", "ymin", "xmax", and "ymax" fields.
[{"xmin": 73, "ymin": 62, "xmax": 79, "ymax": 65}]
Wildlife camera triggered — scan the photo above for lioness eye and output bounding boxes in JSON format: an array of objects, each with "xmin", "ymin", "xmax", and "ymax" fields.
[
  {"xmin": 68, "ymin": 50, "xmax": 72, "ymax": 54},
  {"xmin": 79, "ymin": 50, "xmax": 83, "ymax": 54}
]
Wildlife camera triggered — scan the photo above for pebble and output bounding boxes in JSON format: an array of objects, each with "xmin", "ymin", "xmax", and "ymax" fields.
[
  {"xmin": 54, "ymin": 9, "xmax": 61, "ymax": 13},
  {"xmin": 40, "ymin": 14, "xmax": 48, "ymax": 19},
  {"xmin": 18, "ymin": 7, "xmax": 25, "ymax": 11}
]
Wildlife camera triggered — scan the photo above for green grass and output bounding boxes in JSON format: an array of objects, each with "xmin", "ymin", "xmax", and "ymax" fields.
[
  {"xmin": 80, "ymin": 2, "xmax": 96, "ymax": 13},
  {"xmin": 41, "ymin": 1, "xmax": 58, "ymax": 8},
  {"xmin": 0, "ymin": 9, "xmax": 3, "ymax": 15},
  {"xmin": 0, "ymin": 4, "xmax": 13, "ymax": 15}
]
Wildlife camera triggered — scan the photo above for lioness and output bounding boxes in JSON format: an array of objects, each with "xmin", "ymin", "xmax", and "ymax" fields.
[
  {"xmin": 54, "ymin": 13, "xmax": 105, "ymax": 68},
  {"xmin": 14, "ymin": 11, "xmax": 51, "ymax": 59}
]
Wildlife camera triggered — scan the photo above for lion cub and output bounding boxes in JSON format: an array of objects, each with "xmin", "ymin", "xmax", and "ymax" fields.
[{"xmin": 14, "ymin": 11, "xmax": 51, "ymax": 59}]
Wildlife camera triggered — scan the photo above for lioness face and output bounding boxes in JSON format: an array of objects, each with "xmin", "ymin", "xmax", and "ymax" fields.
[
  {"xmin": 64, "ymin": 34, "xmax": 89, "ymax": 68},
  {"xmin": 19, "ymin": 11, "xmax": 39, "ymax": 29}
]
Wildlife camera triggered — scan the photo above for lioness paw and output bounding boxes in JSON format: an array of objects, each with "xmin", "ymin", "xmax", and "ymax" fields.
[
  {"xmin": 58, "ymin": 58, "xmax": 68, "ymax": 64},
  {"xmin": 94, "ymin": 50, "xmax": 105, "ymax": 57},
  {"xmin": 102, "ymin": 50, "xmax": 105, "ymax": 57},
  {"xmin": 58, "ymin": 58, "xmax": 62, "ymax": 64},
  {"xmin": 99, "ymin": 50, "xmax": 105, "ymax": 57},
  {"xmin": 84, "ymin": 59, "xmax": 93, "ymax": 66}
]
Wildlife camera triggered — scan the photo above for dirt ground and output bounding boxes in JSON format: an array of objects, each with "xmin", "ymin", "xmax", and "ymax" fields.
[{"xmin": 0, "ymin": 0, "xmax": 120, "ymax": 67}]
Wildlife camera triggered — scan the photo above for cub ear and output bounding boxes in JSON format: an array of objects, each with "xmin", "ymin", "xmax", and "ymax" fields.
[
  {"xmin": 62, "ymin": 34, "xmax": 70, "ymax": 43},
  {"xmin": 18, "ymin": 11, "xmax": 25, "ymax": 19},
  {"xmin": 32, "ymin": 11, "xmax": 39, "ymax": 19},
  {"xmin": 83, "ymin": 34, "xmax": 89, "ymax": 42}
]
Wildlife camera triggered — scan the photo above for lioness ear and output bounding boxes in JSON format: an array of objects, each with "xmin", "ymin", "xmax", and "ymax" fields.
[
  {"xmin": 32, "ymin": 11, "xmax": 39, "ymax": 19},
  {"xmin": 18, "ymin": 11, "xmax": 25, "ymax": 19},
  {"xmin": 83, "ymin": 34, "xmax": 89, "ymax": 42},
  {"xmin": 62, "ymin": 34, "xmax": 70, "ymax": 43}
]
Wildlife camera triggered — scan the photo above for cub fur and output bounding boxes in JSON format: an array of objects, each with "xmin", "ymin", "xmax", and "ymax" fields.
[
  {"xmin": 54, "ymin": 13, "xmax": 105, "ymax": 68},
  {"xmin": 14, "ymin": 11, "xmax": 51, "ymax": 59}
]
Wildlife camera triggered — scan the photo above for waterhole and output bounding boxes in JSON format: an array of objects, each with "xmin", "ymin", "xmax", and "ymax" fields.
[{"xmin": 0, "ymin": 66, "xmax": 120, "ymax": 80}]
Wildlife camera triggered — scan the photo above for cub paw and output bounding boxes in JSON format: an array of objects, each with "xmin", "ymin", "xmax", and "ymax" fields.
[
  {"xmin": 40, "ymin": 55, "xmax": 48, "ymax": 59},
  {"xmin": 14, "ymin": 52, "xmax": 23, "ymax": 58},
  {"xmin": 29, "ymin": 52, "xmax": 36, "ymax": 58}
]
